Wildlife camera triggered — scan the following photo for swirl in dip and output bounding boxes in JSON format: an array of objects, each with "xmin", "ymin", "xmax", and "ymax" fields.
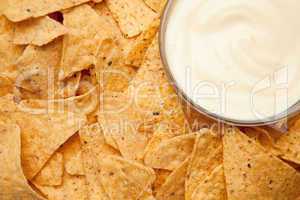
[{"xmin": 164, "ymin": 0, "xmax": 300, "ymax": 122}]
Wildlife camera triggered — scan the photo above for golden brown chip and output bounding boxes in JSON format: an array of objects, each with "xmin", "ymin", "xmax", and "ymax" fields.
[
  {"xmin": 223, "ymin": 128, "xmax": 300, "ymax": 200},
  {"xmin": 33, "ymin": 152, "xmax": 64, "ymax": 186},
  {"xmin": 99, "ymin": 36, "xmax": 187, "ymax": 161},
  {"xmin": 60, "ymin": 135, "xmax": 85, "ymax": 176},
  {"xmin": 79, "ymin": 123, "xmax": 118, "ymax": 200},
  {"xmin": 95, "ymin": 39, "xmax": 136, "ymax": 93},
  {"xmin": 144, "ymin": 134, "xmax": 196, "ymax": 170},
  {"xmin": 13, "ymin": 16, "xmax": 67, "ymax": 46},
  {"xmin": 185, "ymin": 131, "xmax": 222, "ymax": 200},
  {"xmin": 99, "ymin": 155, "xmax": 156, "ymax": 200},
  {"xmin": 0, "ymin": 121, "xmax": 43, "ymax": 200},
  {"xmin": 0, "ymin": 16, "xmax": 24, "ymax": 71},
  {"xmin": 3, "ymin": 0, "xmax": 90, "ymax": 22},
  {"xmin": 33, "ymin": 173, "xmax": 88, "ymax": 200},
  {"xmin": 106, "ymin": 0, "xmax": 158, "ymax": 38},
  {"xmin": 144, "ymin": 0, "xmax": 167, "ymax": 13},
  {"xmin": 274, "ymin": 130, "xmax": 300, "ymax": 165},
  {"xmin": 0, "ymin": 76, "xmax": 14, "ymax": 97},
  {"xmin": 191, "ymin": 165, "xmax": 226, "ymax": 200},
  {"xmin": 13, "ymin": 38, "xmax": 62, "ymax": 99},
  {"xmin": 152, "ymin": 169, "xmax": 171, "ymax": 195},
  {"xmin": 12, "ymin": 111, "xmax": 86, "ymax": 179},
  {"xmin": 125, "ymin": 19, "xmax": 160, "ymax": 67},
  {"xmin": 60, "ymin": 4, "xmax": 112, "ymax": 80},
  {"xmin": 156, "ymin": 158, "xmax": 189, "ymax": 200},
  {"xmin": 0, "ymin": 93, "xmax": 17, "ymax": 113}
]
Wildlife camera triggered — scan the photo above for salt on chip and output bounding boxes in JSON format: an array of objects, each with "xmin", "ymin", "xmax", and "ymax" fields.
[
  {"xmin": 13, "ymin": 16, "xmax": 68, "ymax": 46},
  {"xmin": 33, "ymin": 152, "xmax": 64, "ymax": 186},
  {"xmin": 12, "ymin": 111, "xmax": 86, "ymax": 179},
  {"xmin": 144, "ymin": 134, "xmax": 196, "ymax": 170},
  {"xmin": 223, "ymin": 128, "xmax": 300, "ymax": 200},
  {"xmin": 106, "ymin": 0, "xmax": 158, "ymax": 38},
  {"xmin": 156, "ymin": 158, "xmax": 189, "ymax": 200},
  {"xmin": 3, "ymin": 0, "xmax": 90, "ymax": 22},
  {"xmin": 191, "ymin": 165, "xmax": 226, "ymax": 200},
  {"xmin": 33, "ymin": 172, "xmax": 88, "ymax": 200},
  {"xmin": 60, "ymin": 4, "xmax": 112, "ymax": 80},
  {"xmin": 0, "ymin": 121, "xmax": 43, "ymax": 200},
  {"xmin": 185, "ymin": 131, "xmax": 222, "ymax": 200},
  {"xmin": 99, "ymin": 155, "xmax": 156, "ymax": 200},
  {"xmin": 60, "ymin": 135, "xmax": 85, "ymax": 176}
]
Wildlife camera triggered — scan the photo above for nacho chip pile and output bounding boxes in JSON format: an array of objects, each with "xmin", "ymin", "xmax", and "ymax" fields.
[{"xmin": 1, "ymin": 0, "xmax": 300, "ymax": 200}]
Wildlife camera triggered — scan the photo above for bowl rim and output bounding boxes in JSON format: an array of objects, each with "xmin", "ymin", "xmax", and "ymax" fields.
[{"xmin": 158, "ymin": 0, "xmax": 300, "ymax": 127}]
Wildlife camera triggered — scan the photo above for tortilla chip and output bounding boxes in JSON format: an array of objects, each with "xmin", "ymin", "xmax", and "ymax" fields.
[
  {"xmin": 156, "ymin": 158, "xmax": 189, "ymax": 200},
  {"xmin": 98, "ymin": 36, "xmax": 187, "ymax": 161},
  {"xmin": 95, "ymin": 39, "xmax": 136, "ymax": 93},
  {"xmin": 3, "ymin": 0, "xmax": 90, "ymax": 22},
  {"xmin": 79, "ymin": 123, "xmax": 118, "ymax": 200},
  {"xmin": 125, "ymin": 19, "xmax": 160, "ymax": 67},
  {"xmin": 60, "ymin": 4, "xmax": 111, "ymax": 80},
  {"xmin": 12, "ymin": 111, "xmax": 86, "ymax": 179},
  {"xmin": 185, "ymin": 131, "xmax": 223, "ymax": 200},
  {"xmin": 0, "ymin": 76, "xmax": 14, "ymax": 97},
  {"xmin": 0, "ymin": 16, "xmax": 24, "ymax": 71},
  {"xmin": 144, "ymin": 134, "xmax": 196, "ymax": 170},
  {"xmin": 106, "ymin": 0, "xmax": 158, "ymax": 38},
  {"xmin": 60, "ymin": 135, "xmax": 84, "ymax": 176},
  {"xmin": 33, "ymin": 152, "xmax": 64, "ymax": 186},
  {"xmin": 13, "ymin": 16, "xmax": 67, "ymax": 46},
  {"xmin": 144, "ymin": 0, "xmax": 167, "ymax": 13},
  {"xmin": 0, "ymin": 93, "xmax": 17, "ymax": 113},
  {"xmin": 152, "ymin": 169, "xmax": 171, "ymax": 195},
  {"xmin": 191, "ymin": 165, "xmax": 226, "ymax": 200},
  {"xmin": 274, "ymin": 130, "xmax": 300, "ymax": 165},
  {"xmin": 14, "ymin": 38, "xmax": 62, "ymax": 99},
  {"xmin": 99, "ymin": 155, "xmax": 156, "ymax": 200},
  {"xmin": 223, "ymin": 128, "xmax": 300, "ymax": 199},
  {"xmin": 0, "ymin": 120, "xmax": 43, "ymax": 200},
  {"xmin": 33, "ymin": 173, "xmax": 88, "ymax": 200}
]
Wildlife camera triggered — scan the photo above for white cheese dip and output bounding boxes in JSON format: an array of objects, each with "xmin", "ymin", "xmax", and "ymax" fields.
[{"xmin": 164, "ymin": 0, "xmax": 300, "ymax": 121}]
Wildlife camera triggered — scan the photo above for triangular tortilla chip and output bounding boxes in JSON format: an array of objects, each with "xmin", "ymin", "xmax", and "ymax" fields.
[
  {"xmin": 144, "ymin": 134, "xmax": 196, "ymax": 170},
  {"xmin": 79, "ymin": 123, "xmax": 118, "ymax": 200},
  {"xmin": 106, "ymin": 0, "xmax": 158, "ymax": 38},
  {"xmin": 3, "ymin": 0, "xmax": 90, "ymax": 22},
  {"xmin": 124, "ymin": 19, "xmax": 160, "ymax": 67},
  {"xmin": 274, "ymin": 129, "xmax": 300, "ymax": 165},
  {"xmin": 13, "ymin": 16, "xmax": 67, "ymax": 46},
  {"xmin": 144, "ymin": 0, "xmax": 167, "ymax": 13},
  {"xmin": 33, "ymin": 172, "xmax": 88, "ymax": 200},
  {"xmin": 13, "ymin": 38, "xmax": 62, "ymax": 99},
  {"xmin": 12, "ymin": 111, "xmax": 86, "ymax": 179},
  {"xmin": 60, "ymin": 135, "xmax": 84, "ymax": 176},
  {"xmin": 99, "ymin": 155, "xmax": 156, "ymax": 200},
  {"xmin": 156, "ymin": 158, "xmax": 189, "ymax": 200},
  {"xmin": 223, "ymin": 128, "xmax": 300, "ymax": 200},
  {"xmin": 60, "ymin": 4, "xmax": 112, "ymax": 79},
  {"xmin": 33, "ymin": 152, "xmax": 64, "ymax": 186},
  {"xmin": 191, "ymin": 165, "xmax": 226, "ymax": 200},
  {"xmin": 94, "ymin": 39, "xmax": 136, "ymax": 93},
  {"xmin": 0, "ymin": 120, "xmax": 43, "ymax": 200},
  {"xmin": 185, "ymin": 131, "xmax": 223, "ymax": 200}
]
